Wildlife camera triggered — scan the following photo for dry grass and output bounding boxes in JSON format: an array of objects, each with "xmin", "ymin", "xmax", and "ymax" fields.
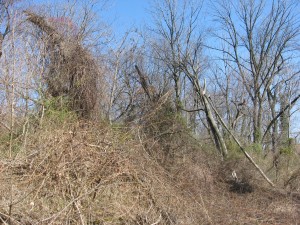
[
  {"xmin": 0, "ymin": 116, "xmax": 299, "ymax": 224},
  {"xmin": 0, "ymin": 118, "xmax": 208, "ymax": 224}
]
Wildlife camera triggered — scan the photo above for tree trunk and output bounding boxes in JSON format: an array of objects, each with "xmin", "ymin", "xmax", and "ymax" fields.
[
  {"xmin": 173, "ymin": 74, "xmax": 182, "ymax": 113},
  {"xmin": 202, "ymin": 94, "xmax": 228, "ymax": 159},
  {"xmin": 253, "ymin": 98, "xmax": 262, "ymax": 144},
  {"xmin": 279, "ymin": 93, "xmax": 290, "ymax": 145},
  {"xmin": 0, "ymin": 34, "xmax": 3, "ymax": 58},
  {"xmin": 267, "ymin": 89, "xmax": 278, "ymax": 153}
]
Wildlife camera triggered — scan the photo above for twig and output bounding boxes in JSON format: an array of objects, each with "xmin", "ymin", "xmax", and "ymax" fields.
[
  {"xmin": 179, "ymin": 106, "xmax": 204, "ymax": 112},
  {"xmin": 0, "ymin": 121, "xmax": 17, "ymax": 136},
  {"xmin": 71, "ymin": 191, "xmax": 86, "ymax": 225},
  {"xmin": 41, "ymin": 173, "xmax": 122, "ymax": 224},
  {"xmin": 85, "ymin": 141, "xmax": 112, "ymax": 148},
  {"xmin": 0, "ymin": 211, "xmax": 21, "ymax": 225},
  {"xmin": 151, "ymin": 214, "xmax": 162, "ymax": 225}
]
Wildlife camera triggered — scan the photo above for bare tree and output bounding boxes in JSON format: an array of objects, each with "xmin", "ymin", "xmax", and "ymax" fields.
[
  {"xmin": 0, "ymin": 0, "xmax": 16, "ymax": 58},
  {"xmin": 150, "ymin": 0, "xmax": 203, "ymax": 113},
  {"xmin": 148, "ymin": 0, "xmax": 230, "ymax": 157},
  {"xmin": 212, "ymin": 0, "xmax": 300, "ymax": 145},
  {"xmin": 210, "ymin": 53, "xmax": 249, "ymax": 137}
]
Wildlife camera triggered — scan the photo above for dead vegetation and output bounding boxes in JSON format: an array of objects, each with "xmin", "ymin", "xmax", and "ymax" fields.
[
  {"xmin": 0, "ymin": 116, "xmax": 210, "ymax": 224},
  {"xmin": 0, "ymin": 110, "xmax": 299, "ymax": 225},
  {"xmin": 25, "ymin": 11, "xmax": 101, "ymax": 119},
  {"xmin": 0, "ymin": 1, "xmax": 299, "ymax": 224}
]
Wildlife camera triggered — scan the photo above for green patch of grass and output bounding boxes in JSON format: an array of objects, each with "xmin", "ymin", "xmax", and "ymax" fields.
[
  {"xmin": 245, "ymin": 143, "xmax": 263, "ymax": 154},
  {"xmin": 43, "ymin": 96, "xmax": 78, "ymax": 123},
  {"xmin": 226, "ymin": 139, "xmax": 243, "ymax": 159}
]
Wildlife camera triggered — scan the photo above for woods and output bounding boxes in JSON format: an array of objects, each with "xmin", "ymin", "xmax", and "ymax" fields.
[
  {"xmin": 1, "ymin": 0, "xmax": 298, "ymax": 149},
  {"xmin": 0, "ymin": 0, "xmax": 300, "ymax": 224}
]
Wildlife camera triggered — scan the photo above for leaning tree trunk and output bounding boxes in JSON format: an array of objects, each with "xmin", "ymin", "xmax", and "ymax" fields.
[
  {"xmin": 202, "ymin": 93, "xmax": 228, "ymax": 159},
  {"xmin": 186, "ymin": 75, "xmax": 228, "ymax": 159}
]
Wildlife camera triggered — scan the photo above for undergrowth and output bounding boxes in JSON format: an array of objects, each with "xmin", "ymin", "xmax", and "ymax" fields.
[{"xmin": 0, "ymin": 108, "xmax": 299, "ymax": 224}]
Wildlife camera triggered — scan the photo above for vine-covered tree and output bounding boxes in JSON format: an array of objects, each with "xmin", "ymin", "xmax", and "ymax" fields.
[{"xmin": 25, "ymin": 11, "xmax": 101, "ymax": 118}]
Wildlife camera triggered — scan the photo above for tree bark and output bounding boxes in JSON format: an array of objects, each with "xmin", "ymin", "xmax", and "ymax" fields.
[
  {"xmin": 202, "ymin": 94, "xmax": 228, "ymax": 158},
  {"xmin": 279, "ymin": 93, "xmax": 290, "ymax": 144},
  {"xmin": 186, "ymin": 75, "xmax": 228, "ymax": 159},
  {"xmin": 0, "ymin": 34, "xmax": 3, "ymax": 58}
]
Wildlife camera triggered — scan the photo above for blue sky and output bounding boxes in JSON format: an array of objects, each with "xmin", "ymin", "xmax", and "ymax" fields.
[
  {"xmin": 103, "ymin": 0, "xmax": 150, "ymax": 36},
  {"xmin": 103, "ymin": 0, "xmax": 300, "ymax": 137},
  {"xmin": 27, "ymin": 0, "xmax": 300, "ymax": 138},
  {"xmin": 29, "ymin": 0, "xmax": 150, "ymax": 36}
]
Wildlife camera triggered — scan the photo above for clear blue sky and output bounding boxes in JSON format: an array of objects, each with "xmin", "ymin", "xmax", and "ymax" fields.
[
  {"xmin": 103, "ymin": 0, "xmax": 150, "ymax": 36},
  {"xmin": 30, "ymin": 0, "xmax": 150, "ymax": 36},
  {"xmin": 102, "ymin": 0, "xmax": 300, "ymax": 139},
  {"xmin": 28, "ymin": 0, "xmax": 300, "ymax": 140}
]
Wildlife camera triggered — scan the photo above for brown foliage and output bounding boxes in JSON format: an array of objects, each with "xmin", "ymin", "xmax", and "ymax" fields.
[
  {"xmin": 0, "ymin": 119, "xmax": 209, "ymax": 224},
  {"xmin": 25, "ymin": 11, "xmax": 100, "ymax": 119},
  {"xmin": 0, "ymin": 117, "xmax": 299, "ymax": 224}
]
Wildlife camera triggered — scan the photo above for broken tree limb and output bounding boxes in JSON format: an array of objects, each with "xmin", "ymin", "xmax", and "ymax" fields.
[
  {"xmin": 135, "ymin": 65, "xmax": 153, "ymax": 101},
  {"xmin": 184, "ymin": 75, "xmax": 228, "ymax": 159},
  {"xmin": 201, "ymin": 92, "xmax": 228, "ymax": 159},
  {"xmin": 262, "ymin": 93, "xmax": 300, "ymax": 142},
  {"xmin": 179, "ymin": 106, "xmax": 204, "ymax": 113},
  {"xmin": 206, "ymin": 95, "xmax": 275, "ymax": 187}
]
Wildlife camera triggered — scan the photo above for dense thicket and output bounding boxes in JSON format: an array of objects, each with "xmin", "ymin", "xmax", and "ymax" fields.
[
  {"xmin": 26, "ymin": 11, "xmax": 100, "ymax": 119},
  {"xmin": 0, "ymin": 0, "xmax": 299, "ymax": 224}
]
